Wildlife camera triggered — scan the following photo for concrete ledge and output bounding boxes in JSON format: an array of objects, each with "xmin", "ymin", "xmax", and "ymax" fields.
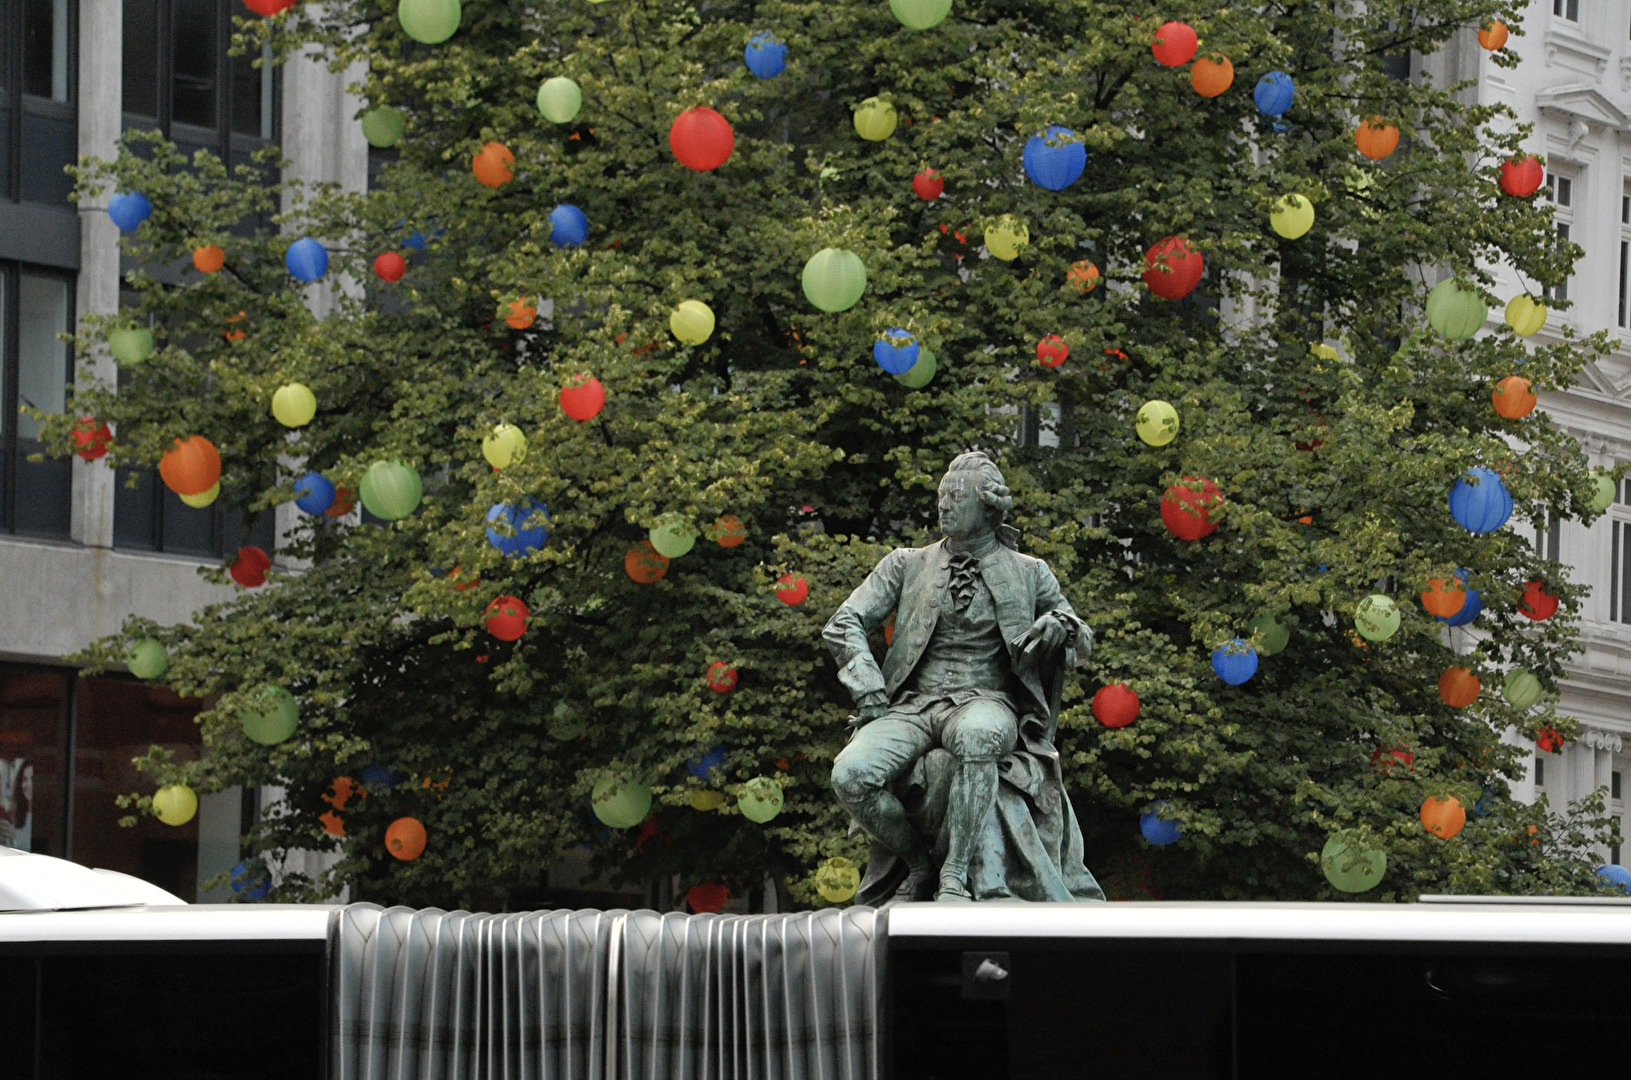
[{"xmin": 0, "ymin": 538, "xmax": 237, "ymax": 662}]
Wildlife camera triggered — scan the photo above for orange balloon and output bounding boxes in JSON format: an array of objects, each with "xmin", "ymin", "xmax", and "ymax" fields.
[
  {"xmin": 504, "ymin": 298, "xmax": 537, "ymax": 330},
  {"xmin": 158, "ymin": 435, "xmax": 222, "ymax": 496},
  {"xmin": 1420, "ymin": 795, "xmax": 1466, "ymax": 839},
  {"xmin": 1420, "ymin": 576, "xmax": 1467, "ymax": 618},
  {"xmin": 1477, "ymin": 20, "xmax": 1508, "ymax": 50},
  {"xmin": 192, "ymin": 244, "xmax": 225, "ymax": 273},
  {"xmin": 713, "ymin": 514, "xmax": 747, "ymax": 548},
  {"xmin": 625, "ymin": 541, "xmax": 670, "ymax": 583},
  {"xmin": 1066, "ymin": 260, "xmax": 1101, "ymax": 293},
  {"xmin": 224, "ymin": 310, "xmax": 247, "ymax": 341},
  {"xmin": 1438, "ymin": 667, "xmax": 1480, "ymax": 708},
  {"xmin": 1354, "ymin": 118, "xmax": 1399, "ymax": 160},
  {"xmin": 472, "ymin": 141, "xmax": 514, "ymax": 188},
  {"xmin": 385, "ymin": 816, "xmax": 427, "ymax": 861},
  {"xmin": 1190, "ymin": 55, "xmax": 1234, "ymax": 98},
  {"xmin": 320, "ymin": 810, "xmax": 346, "ymax": 837},
  {"xmin": 1492, "ymin": 375, "xmax": 1537, "ymax": 419},
  {"xmin": 325, "ymin": 486, "xmax": 356, "ymax": 518}
]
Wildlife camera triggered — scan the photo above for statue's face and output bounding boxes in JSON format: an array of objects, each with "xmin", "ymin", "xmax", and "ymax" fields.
[{"xmin": 938, "ymin": 473, "xmax": 990, "ymax": 540}]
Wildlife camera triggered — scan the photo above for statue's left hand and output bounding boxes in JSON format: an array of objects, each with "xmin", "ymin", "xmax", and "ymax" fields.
[{"xmin": 1027, "ymin": 612, "xmax": 1067, "ymax": 651}]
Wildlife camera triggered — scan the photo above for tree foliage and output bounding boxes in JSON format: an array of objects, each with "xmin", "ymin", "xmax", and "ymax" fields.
[{"xmin": 53, "ymin": 0, "xmax": 1623, "ymax": 906}]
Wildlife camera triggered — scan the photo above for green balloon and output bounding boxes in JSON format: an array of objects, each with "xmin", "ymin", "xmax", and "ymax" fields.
[
  {"xmin": 591, "ymin": 776, "xmax": 652, "ymax": 829},
  {"xmin": 738, "ymin": 776, "xmax": 784, "ymax": 823},
  {"xmin": 359, "ymin": 461, "xmax": 423, "ymax": 521},
  {"xmin": 649, "ymin": 516, "xmax": 698, "ymax": 559},
  {"xmin": 801, "ymin": 248, "xmax": 867, "ymax": 313},
  {"xmin": 398, "ymin": 0, "xmax": 460, "ymax": 44},
  {"xmin": 126, "ymin": 637, "xmax": 169, "ymax": 680},
  {"xmin": 1354, "ymin": 594, "xmax": 1400, "ymax": 643},
  {"xmin": 109, "ymin": 327, "xmax": 154, "ymax": 365},
  {"xmin": 1321, "ymin": 836, "xmax": 1385, "ymax": 893},
  {"xmin": 890, "ymin": 0, "xmax": 951, "ymax": 28},
  {"xmin": 1246, "ymin": 614, "xmax": 1290, "ymax": 657},
  {"xmin": 1503, "ymin": 668, "xmax": 1543, "ymax": 708},
  {"xmin": 895, "ymin": 347, "xmax": 937, "ymax": 389},
  {"xmin": 240, "ymin": 685, "xmax": 298, "ymax": 746},
  {"xmin": 361, "ymin": 106, "xmax": 405, "ymax": 148},
  {"xmin": 1425, "ymin": 279, "xmax": 1488, "ymax": 341},
  {"xmin": 1587, "ymin": 471, "xmax": 1616, "ymax": 512},
  {"xmin": 537, "ymin": 77, "xmax": 582, "ymax": 124}
]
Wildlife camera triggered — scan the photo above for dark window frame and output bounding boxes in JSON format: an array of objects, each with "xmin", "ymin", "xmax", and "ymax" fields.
[
  {"xmin": 1, "ymin": 261, "xmax": 75, "ymax": 538},
  {"xmin": 3, "ymin": 0, "xmax": 78, "ymax": 206}
]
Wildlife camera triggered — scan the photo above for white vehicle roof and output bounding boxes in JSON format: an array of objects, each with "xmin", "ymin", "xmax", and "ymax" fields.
[{"xmin": 889, "ymin": 898, "xmax": 1631, "ymax": 946}]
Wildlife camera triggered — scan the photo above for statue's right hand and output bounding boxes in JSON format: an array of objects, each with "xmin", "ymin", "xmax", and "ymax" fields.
[{"xmin": 850, "ymin": 702, "xmax": 889, "ymax": 728}]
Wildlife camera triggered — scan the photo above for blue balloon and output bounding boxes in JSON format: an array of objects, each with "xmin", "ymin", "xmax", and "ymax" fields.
[
  {"xmin": 293, "ymin": 472, "xmax": 336, "ymax": 515},
  {"xmin": 745, "ymin": 33, "xmax": 787, "ymax": 78},
  {"xmin": 1440, "ymin": 569, "xmax": 1482, "ymax": 627},
  {"xmin": 487, "ymin": 497, "xmax": 550, "ymax": 556},
  {"xmin": 1470, "ymin": 786, "xmax": 1496, "ymax": 818},
  {"xmin": 1449, "ymin": 467, "xmax": 1513, "ymax": 534},
  {"xmin": 550, "ymin": 205, "xmax": 589, "ymax": 247},
  {"xmin": 1140, "ymin": 803, "xmax": 1182, "ymax": 846},
  {"xmin": 688, "ymin": 744, "xmax": 727, "ymax": 779},
  {"xmin": 285, "ymin": 237, "xmax": 329, "ymax": 282},
  {"xmin": 1022, "ymin": 126, "xmax": 1087, "ymax": 191},
  {"xmin": 1597, "ymin": 864, "xmax": 1631, "ymax": 894},
  {"xmin": 360, "ymin": 764, "xmax": 406, "ymax": 790},
  {"xmin": 230, "ymin": 860, "xmax": 271, "ymax": 901},
  {"xmin": 1254, "ymin": 71, "xmax": 1295, "ymax": 117},
  {"xmin": 107, "ymin": 191, "xmax": 153, "ymax": 232},
  {"xmin": 873, "ymin": 329, "xmax": 919, "ymax": 375},
  {"xmin": 1211, "ymin": 638, "xmax": 1258, "ymax": 685}
]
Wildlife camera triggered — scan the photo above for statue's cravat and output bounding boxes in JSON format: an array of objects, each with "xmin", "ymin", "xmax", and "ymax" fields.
[{"xmin": 947, "ymin": 551, "xmax": 981, "ymax": 612}]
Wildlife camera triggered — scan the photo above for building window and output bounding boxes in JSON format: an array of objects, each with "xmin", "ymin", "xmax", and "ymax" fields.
[
  {"xmin": 122, "ymin": 0, "xmax": 277, "ymax": 167},
  {"xmin": 0, "ymin": 663, "xmax": 237, "ymax": 901},
  {"xmin": 1620, "ymin": 188, "xmax": 1630, "ymax": 327},
  {"xmin": 1545, "ymin": 172, "xmax": 1574, "ymax": 303},
  {"xmin": 0, "ymin": 265, "xmax": 73, "ymax": 539},
  {"xmin": 1535, "ymin": 757, "xmax": 1546, "ymax": 787},
  {"xmin": 0, "ymin": 0, "xmax": 77, "ymax": 205},
  {"xmin": 1555, "ymin": 0, "xmax": 1579, "ymax": 20},
  {"xmin": 112, "ymin": 468, "xmax": 275, "ymax": 558},
  {"xmin": 1534, "ymin": 514, "xmax": 1561, "ymax": 563},
  {"xmin": 1614, "ymin": 770, "xmax": 1623, "ymax": 800}
]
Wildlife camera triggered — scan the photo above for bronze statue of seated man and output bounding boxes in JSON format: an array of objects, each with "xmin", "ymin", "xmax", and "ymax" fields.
[{"xmin": 824, "ymin": 451, "xmax": 1105, "ymax": 904}]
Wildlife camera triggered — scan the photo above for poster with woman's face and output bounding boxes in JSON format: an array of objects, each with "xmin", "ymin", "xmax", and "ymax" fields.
[{"xmin": 0, "ymin": 758, "xmax": 32, "ymax": 851}]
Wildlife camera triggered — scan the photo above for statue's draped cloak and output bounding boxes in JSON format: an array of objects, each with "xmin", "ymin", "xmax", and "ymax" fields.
[{"xmin": 823, "ymin": 537, "xmax": 1105, "ymax": 903}]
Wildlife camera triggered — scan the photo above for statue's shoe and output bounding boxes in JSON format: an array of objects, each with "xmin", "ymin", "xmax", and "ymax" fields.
[
  {"xmin": 934, "ymin": 877, "xmax": 973, "ymax": 902},
  {"xmin": 888, "ymin": 866, "xmax": 935, "ymax": 904}
]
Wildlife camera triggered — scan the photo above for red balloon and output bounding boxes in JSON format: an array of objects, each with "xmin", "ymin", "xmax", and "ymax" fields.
[
  {"xmin": 374, "ymin": 252, "xmax": 406, "ymax": 282},
  {"xmin": 1499, "ymin": 155, "xmax": 1544, "ymax": 198},
  {"xmin": 687, "ymin": 881, "xmax": 729, "ymax": 913},
  {"xmin": 1160, "ymin": 477, "xmax": 1221, "ymax": 540},
  {"xmin": 1143, "ymin": 237, "xmax": 1204, "ymax": 300},
  {"xmin": 1150, "ymin": 21, "xmax": 1198, "ymax": 67},
  {"xmin": 776, "ymin": 574, "xmax": 808, "ymax": 605},
  {"xmin": 912, "ymin": 169, "xmax": 944, "ymax": 201},
  {"xmin": 706, "ymin": 661, "xmax": 738, "ymax": 693},
  {"xmin": 1371, "ymin": 746, "xmax": 1415, "ymax": 773},
  {"xmin": 72, "ymin": 418, "xmax": 112, "ymax": 461},
  {"xmin": 1036, "ymin": 335, "xmax": 1068, "ymax": 368},
  {"xmin": 485, "ymin": 595, "xmax": 529, "ymax": 641},
  {"xmin": 559, "ymin": 374, "xmax": 606, "ymax": 421},
  {"xmin": 230, "ymin": 546, "xmax": 271, "ymax": 588},
  {"xmin": 669, "ymin": 107, "xmax": 734, "ymax": 171},
  {"xmin": 1536, "ymin": 725, "xmax": 1564, "ymax": 754},
  {"xmin": 242, "ymin": 0, "xmax": 296, "ymax": 14},
  {"xmin": 1092, "ymin": 684, "xmax": 1140, "ymax": 728},
  {"xmin": 1519, "ymin": 580, "xmax": 1559, "ymax": 621}
]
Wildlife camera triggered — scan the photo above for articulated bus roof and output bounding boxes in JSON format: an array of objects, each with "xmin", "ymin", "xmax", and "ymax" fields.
[
  {"xmin": 0, "ymin": 905, "xmax": 336, "ymax": 943},
  {"xmin": 887, "ymin": 899, "xmax": 1631, "ymax": 946}
]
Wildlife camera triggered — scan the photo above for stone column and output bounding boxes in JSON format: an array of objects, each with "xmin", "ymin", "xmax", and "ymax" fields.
[{"xmin": 72, "ymin": 0, "xmax": 122, "ymax": 549}]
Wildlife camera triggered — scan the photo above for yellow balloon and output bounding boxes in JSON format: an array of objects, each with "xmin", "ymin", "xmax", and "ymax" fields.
[
  {"xmin": 482, "ymin": 423, "xmax": 527, "ymax": 469},
  {"xmin": 853, "ymin": 98, "xmax": 897, "ymax": 141},
  {"xmin": 179, "ymin": 481, "xmax": 220, "ymax": 508},
  {"xmin": 1505, "ymin": 294, "xmax": 1546, "ymax": 337},
  {"xmin": 1270, "ymin": 194, "xmax": 1315, "ymax": 240},
  {"xmin": 690, "ymin": 789, "xmax": 727, "ymax": 811},
  {"xmin": 1311, "ymin": 343, "xmax": 1341, "ymax": 362},
  {"xmin": 984, "ymin": 215, "xmax": 1029, "ymax": 261},
  {"xmin": 1135, "ymin": 400, "xmax": 1180, "ymax": 447},
  {"xmin": 152, "ymin": 784, "xmax": 198, "ymax": 826},
  {"xmin": 271, "ymin": 382, "xmax": 317, "ymax": 428},
  {"xmin": 670, "ymin": 300, "xmax": 716, "ymax": 346},
  {"xmin": 814, "ymin": 856, "xmax": 861, "ymax": 903}
]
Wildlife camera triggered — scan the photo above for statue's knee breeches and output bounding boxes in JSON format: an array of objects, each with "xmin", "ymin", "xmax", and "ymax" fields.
[
  {"xmin": 942, "ymin": 700, "xmax": 1019, "ymax": 763},
  {"xmin": 831, "ymin": 716, "xmax": 933, "ymax": 807}
]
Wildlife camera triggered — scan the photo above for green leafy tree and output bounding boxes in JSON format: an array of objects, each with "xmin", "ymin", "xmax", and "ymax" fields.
[{"xmin": 51, "ymin": 0, "xmax": 1620, "ymax": 907}]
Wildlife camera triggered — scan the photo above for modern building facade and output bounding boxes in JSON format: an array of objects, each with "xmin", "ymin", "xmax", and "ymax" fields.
[{"xmin": 0, "ymin": 0, "xmax": 362, "ymax": 899}]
